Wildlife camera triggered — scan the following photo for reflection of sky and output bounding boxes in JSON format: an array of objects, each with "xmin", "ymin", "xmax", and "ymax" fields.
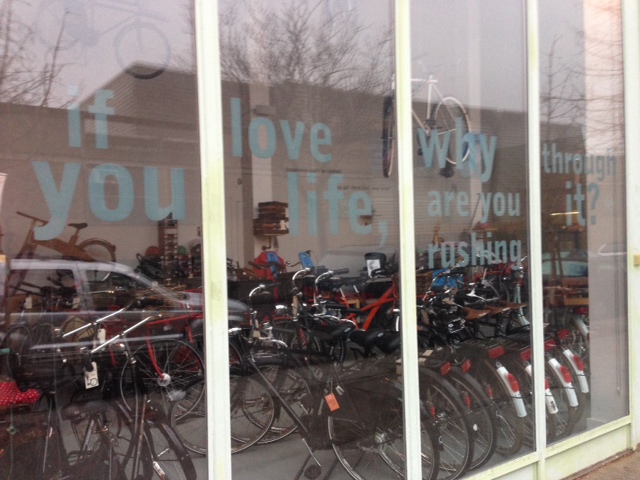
[
  {"xmin": 221, "ymin": 0, "xmax": 528, "ymax": 111},
  {"xmin": 8, "ymin": 0, "xmax": 589, "ymax": 114},
  {"xmin": 12, "ymin": 0, "xmax": 194, "ymax": 106}
]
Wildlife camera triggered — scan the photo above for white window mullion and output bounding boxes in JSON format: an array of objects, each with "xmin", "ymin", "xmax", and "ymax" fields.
[
  {"xmin": 622, "ymin": 0, "xmax": 640, "ymax": 449},
  {"xmin": 526, "ymin": 0, "xmax": 546, "ymax": 477},
  {"xmin": 395, "ymin": 1, "xmax": 422, "ymax": 478},
  {"xmin": 195, "ymin": 0, "xmax": 233, "ymax": 479}
]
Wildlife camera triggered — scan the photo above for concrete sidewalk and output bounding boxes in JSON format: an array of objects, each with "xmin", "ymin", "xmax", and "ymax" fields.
[{"xmin": 565, "ymin": 448, "xmax": 640, "ymax": 479}]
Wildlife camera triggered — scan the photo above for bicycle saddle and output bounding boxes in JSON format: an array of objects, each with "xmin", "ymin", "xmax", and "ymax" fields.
[{"xmin": 68, "ymin": 222, "xmax": 88, "ymax": 230}]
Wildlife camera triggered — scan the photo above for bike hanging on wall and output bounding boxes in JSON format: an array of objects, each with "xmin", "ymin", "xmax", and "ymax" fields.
[{"xmin": 381, "ymin": 75, "xmax": 471, "ymax": 178}]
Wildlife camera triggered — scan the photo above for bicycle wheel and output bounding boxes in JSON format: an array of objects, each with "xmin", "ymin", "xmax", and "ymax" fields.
[
  {"xmin": 328, "ymin": 388, "xmax": 440, "ymax": 480},
  {"xmin": 120, "ymin": 338, "xmax": 205, "ymax": 411},
  {"xmin": 230, "ymin": 373, "xmax": 275, "ymax": 453},
  {"xmin": 78, "ymin": 238, "xmax": 116, "ymax": 263},
  {"xmin": 170, "ymin": 378, "xmax": 207, "ymax": 455},
  {"xmin": 419, "ymin": 367, "xmax": 473, "ymax": 480},
  {"xmin": 555, "ymin": 346, "xmax": 589, "ymax": 429},
  {"xmin": 499, "ymin": 356, "xmax": 556, "ymax": 448},
  {"xmin": 546, "ymin": 358, "xmax": 580, "ymax": 440},
  {"xmin": 1, "ymin": 324, "xmax": 32, "ymax": 384},
  {"xmin": 142, "ymin": 417, "xmax": 198, "ymax": 480},
  {"xmin": 381, "ymin": 94, "xmax": 396, "ymax": 178},
  {"xmin": 60, "ymin": 316, "xmax": 96, "ymax": 344},
  {"xmin": 64, "ymin": 400, "xmax": 133, "ymax": 479},
  {"xmin": 473, "ymin": 358, "xmax": 525, "ymax": 457},
  {"xmin": 258, "ymin": 364, "xmax": 312, "ymax": 444},
  {"xmin": 432, "ymin": 97, "xmax": 470, "ymax": 165},
  {"xmin": 114, "ymin": 22, "xmax": 171, "ymax": 80},
  {"xmin": 34, "ymin": 0, "xmax": 82, "ymax": 50},
  {"xmin": 445, "ymin": 367, "xmax": 498, "ymax": 470}
]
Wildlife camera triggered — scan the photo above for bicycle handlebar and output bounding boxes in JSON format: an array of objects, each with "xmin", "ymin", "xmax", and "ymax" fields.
[
  {"xmin": 90, "ymin": 314, "xmax": 158, "ymax": 355},
  {"xmin": 62, "ymin": 307, "xmax": 130, "ymax": 341},
  {"xmin": 248, "ymin": 282, "xmax": 280, "ymax": 300},
  {"xmin": 314, "ymin": 268, "xmax": 350, "ymax": 285},
  {"xmin": 16, "ymin": 211, "xmax": 47, "ymax": 224},
  {"xmin": 292, "ymin": 267, "xmax": 313, "ymax": 282}
]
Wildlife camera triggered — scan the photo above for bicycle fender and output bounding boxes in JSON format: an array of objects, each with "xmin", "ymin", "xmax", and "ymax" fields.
[
  {"xmin": 526, "ymin": 364, "xmax": 558, "ymax": 414},
  {"xmin": 562, "ymin": 348, "xmax": 590, "ymax": 394},
  {"xmin": 495, "ymin": 364, "xmax": 527, "ymax": 418},
  {"xmin": 547, "ymin": 357, "xmax": 579, "ymax": 408}
]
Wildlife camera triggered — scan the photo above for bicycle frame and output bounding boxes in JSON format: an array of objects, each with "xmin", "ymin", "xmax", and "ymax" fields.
[{"xmin": 16, "ymin": 212, "xmax": 95, "ymax": 261}]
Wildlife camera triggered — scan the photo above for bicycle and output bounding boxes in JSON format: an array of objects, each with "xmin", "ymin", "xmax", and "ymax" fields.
[
  {"xmin": 172, "ymin": 273, "xmax": 442, "ymax": 479},
  {"xmin": 381, "ymin": 75, "xmax": 471, "ymax": 178},
  {"xmin": 14, "ymin": 211, "xmax": 116, "ymax": 263},
  {"xmin": 34, "ymin": 0, "xmax": 172, "ymax": 80},
  {"xmin": 58, "ymin": 305, "xmax": 205, "ymax": 414},
  {"xmin": 0, "ymin": 312, "xmax": 197, "ymax": 479}
]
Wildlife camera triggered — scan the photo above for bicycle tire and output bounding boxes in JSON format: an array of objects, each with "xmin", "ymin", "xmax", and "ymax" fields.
[
  {"xmin": 170, "ymin": 378, "xmax": 207, "ymax": 455},
  {"xmin": 65, "ymin": 400, "xmax": 133, "ymax": 480},
  {"xmin": 472, "ymin": 358, "xmax": 525, "ymax": 456},
  {"xmin": 445, "ymin": 366, "xmax": 498, "ymax": 470},
  {"xmin": 328, "ymin": 384, "xmax": 440, "ymax": 480},
  {"xmin": 70, "ymin": 394, "xmax": 195, "ymax": 479},
  {"xmin": 120, "ymin": 338, "xmax": 205, "ymax": 411},
  {"xmin": 258, "ymin": 364, "xmax": 312, "ymax": 444},
  {"xmin": 419, "ymin": 367, "xmax": 474, "ymax": 480},
  {"xmin": 555, "ymin": 346, "xmax": 589, "ymax": 428},
  {"xmin": 34, "ymin": 0, "xmax": 82, "ymax": 50},
  {"xmin": 381, "ymin": 94, "xmax": 395, "ymax": 178},
  {"xmin": 78, "ymin": 238, "xmax": 116, "ymax": 263},
  {"xmin": 142, "ymin": 416, "xmax": 198, "ymax": 480},
  {"xmin": 114, "ymin": 22, "xmax": 171, "ymax": 80},
  {"xmin": 545, "ymin": 357, "xmax": 580, "ymax": 440},
  {"xmin": 432, "ymin": 97, "xmax": 470, "ymax": 165},
  {"xmin": 60, "ymin": 316, "xmax": 96, "ymax": 344},
  {"xmin": 1, "ymin": 324, "xmax": 32, "ymax": 382},
  {"xmin": 230, "ymin": 372, "xmax": 275, "ymax": 453},
  {"xmin": 500, "ymin": 356, "xmax": 558, "ymax": 448}
]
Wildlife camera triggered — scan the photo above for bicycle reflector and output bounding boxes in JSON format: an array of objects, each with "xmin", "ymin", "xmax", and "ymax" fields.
[
  {"xmin": 507, "ymin": 373, "xmax": 520, "ymax": 394},
  {"xmin": 560, "ymin": 365, "xmax": 573, "ymax": 384},
  {"xmin": 572, "ymin": 353, "xmax": 586, "ymax": 372},
  {"xmin": 557, "ymin": 329, "xmax": 572, "ymax": 341},
  {"xmin": 488, "ymin": 346, "xmax": 505, "ymax": 359},
  {"xmin": 573, "ymin": 306, "xmax": 589, "ymax": 315},
  {"xmin": 520, "ymin": 348, "xmax": 532, "ymax": 363},
  {"xmin": 461, "ymin": 359, "xmax": 472, "ymax": 373},
  {"xmin": 462, "ymin": 392, "xmax": 472, "ymax": 409},
  {"xmin": 440, "ymin": 362, "xmax": 451, "ymax": 377}
]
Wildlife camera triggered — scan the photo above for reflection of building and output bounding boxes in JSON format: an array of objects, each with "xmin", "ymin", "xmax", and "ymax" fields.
[{"xmin": 1, "ymin": 68, "xmax": 593, "ymax": 273}]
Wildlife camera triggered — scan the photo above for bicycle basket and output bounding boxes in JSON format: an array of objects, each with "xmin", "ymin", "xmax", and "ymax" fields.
[{"xmin": 2, "ymin": 325, "xmax": 71, "ymax": 391}]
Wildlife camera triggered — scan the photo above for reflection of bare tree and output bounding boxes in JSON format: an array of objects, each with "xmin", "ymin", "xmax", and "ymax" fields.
[
  {"xmin": 540, "ymin": 2, "xmax": 624, "ymax": 148},
  {"xmin": 540, "ymin": 2, "xmax": 624, "ymax": 258},
  {"xmin": 540, "ymin": 35, "xmax": 586, "ymax": 141},
  {"xmin": 0, "ymin": 0, "xmax": 64, "ymax": 106},
  {"xmin": 219, "ymin": 1, "xmax": 391, "ymax": 94}
]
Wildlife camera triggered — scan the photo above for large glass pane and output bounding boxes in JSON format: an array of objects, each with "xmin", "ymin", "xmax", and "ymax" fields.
[
  {"xmin": 0, "ymin": 1, "xmax": 205, "ymax": 478},
  {"xmin": 409, "ymin": 0, "xmax": 533, "ymax": 474},
  {"xmin": 219, "ymin": 1, "xmax": 428, "ymax": 478},
  {"xmin": 539, "ymin": 0, "xmax": 628, "ymax": 438}
]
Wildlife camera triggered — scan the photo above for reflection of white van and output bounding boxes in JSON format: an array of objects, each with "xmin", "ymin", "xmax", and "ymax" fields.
[
  {"xmin": 2, "ymin": 259, "xmax": 203, "ymax": 337},
  {"xmin": 1, "ymin": 259, "xmax": 248, "ymax": 340}
]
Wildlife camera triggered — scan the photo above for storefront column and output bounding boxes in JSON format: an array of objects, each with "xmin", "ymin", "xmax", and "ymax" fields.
[
  {"xmin": 526, "ymin": 0, "xmax": 547, "ymax": 478},
  {"xmin": 195, "ymin": 0, "xmax": 232, "ymax": 478},
  {"xmin": 622, "ymin": 0, "xmax": 640, "ymax": 451}
]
